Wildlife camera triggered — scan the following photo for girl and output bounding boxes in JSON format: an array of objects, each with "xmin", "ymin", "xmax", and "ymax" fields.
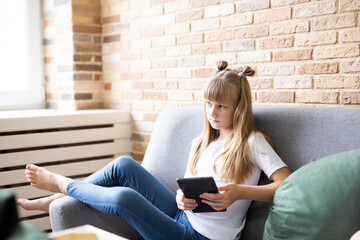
[{"xmin": 17, "ymin": 60, "xmax": 291, "ymax": 240}]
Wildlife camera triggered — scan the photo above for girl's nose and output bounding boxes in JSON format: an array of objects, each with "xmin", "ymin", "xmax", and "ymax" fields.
[{"xmin": 210, "ymin": 106, "xmax": 217, "ymax": 117}]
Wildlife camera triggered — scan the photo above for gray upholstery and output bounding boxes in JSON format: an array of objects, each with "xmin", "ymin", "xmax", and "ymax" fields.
[{"xmin": 49, "ymin": 106, "xmax": 360, "ymax": 239}]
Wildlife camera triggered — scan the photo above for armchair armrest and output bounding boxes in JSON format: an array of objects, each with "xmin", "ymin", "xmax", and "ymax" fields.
[{"xmin": 49, "ymin": 196, "xmax": 141, "ymax": 239}]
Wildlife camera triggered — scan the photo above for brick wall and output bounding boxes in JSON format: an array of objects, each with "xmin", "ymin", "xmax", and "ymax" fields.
[
  {"xmin": 42, "ymin": 0, "xmax": 103, "ymax": 109},
  {"xmin": 43, "ymin": 0, "xmax": 360, "ymax": 161}
]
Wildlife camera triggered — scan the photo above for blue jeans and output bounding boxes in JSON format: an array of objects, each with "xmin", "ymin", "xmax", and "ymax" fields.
[{"xmin": 66, "ymin": 156, "xmax": 208, "ymax": 240}]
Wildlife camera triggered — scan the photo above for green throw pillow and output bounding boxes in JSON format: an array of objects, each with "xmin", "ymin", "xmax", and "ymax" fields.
[
  {"xmin": 263, "ymin": 148, "xmax": 360, "ymax": 240},
  {"xmin": 0, "ymin": 190, "xmax": 49, "ymax": 240}
]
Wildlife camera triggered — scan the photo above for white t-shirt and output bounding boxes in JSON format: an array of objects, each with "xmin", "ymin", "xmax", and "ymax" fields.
[{"xmin": 184, "ymin": 132, "xmax": 287, "ymax": 240}]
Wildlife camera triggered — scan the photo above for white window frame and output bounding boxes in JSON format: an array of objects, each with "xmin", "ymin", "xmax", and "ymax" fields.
[{"xmin": 0, "ymin": 0, "xmax": 45, "ymax": 110}]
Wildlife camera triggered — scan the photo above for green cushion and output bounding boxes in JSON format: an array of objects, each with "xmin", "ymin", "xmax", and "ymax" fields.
[
  {"xmin": 8, "ymin": 221, "xmax": 49, "ymax": 240},
  {"xmin": 263, "ymin": 148, "xmax": 360, "ymax": 240},
  {"xmin": 0, "ymin": 190, "xmax": 49, "ymax": 240},
  {"xmin": 0, "ymin": 190, "xmax": 20, "ymax": 238}
]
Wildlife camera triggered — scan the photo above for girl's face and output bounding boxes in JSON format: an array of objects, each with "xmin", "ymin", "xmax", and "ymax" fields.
[{"xmin": 205, "ymin": 97, "xmax": 237, "ymax": 140}]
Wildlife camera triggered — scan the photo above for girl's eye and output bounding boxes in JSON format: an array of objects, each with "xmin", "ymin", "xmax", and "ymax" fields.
[{"xmin": 219, "ymin": 105, "xmax": 225, "ymax": 109}]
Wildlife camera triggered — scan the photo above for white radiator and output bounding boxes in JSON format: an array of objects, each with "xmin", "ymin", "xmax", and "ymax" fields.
[{"xmin": 0, "ymin": 109, "xmax": 132, "ymax": 231}]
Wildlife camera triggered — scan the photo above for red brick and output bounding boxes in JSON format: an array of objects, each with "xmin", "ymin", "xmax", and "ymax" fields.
[
  {"xmin": 299, "ymin": 62, "xmax": 338, "ymax": 75},
  {"xmin": 104, "ymin": 83, "xmax": 111, "ymax": 90},
  {"xmin": 103, "ymin": 34, "xmax": 120, "ymax": 43},
  {"xmin": 43, "ymin": 18, "xmax": 53, "ymax": 27},
  {"xmin": 93, "ymin": 74, "xmax": 102, "ymax": 81},
  {"xmin": 75, "ymin": 44, "xmax": 101, "ymax": 53},
  {"xmin": 72, "ymin": 5, "xmax": 100, "ymax": 17},
  {"xmin": 259, "ymin": 36, "xmax": 294, "ymax": 49},
  {"xmin": 177, "ymin": 9, "xmax": 203, "ymax": 22},
  {"xmin": 74, "ymin": 93, "xmax": 93, "ymax": 100},
  {"xmin": 275, "ymin": 49, "xmax": 312, "ymax": 61},
  {"xmin": 94, "ymin": 56, "xmax": 101, "ymax": 62},
  {"xmin": 46, "ymin": 93, "xmax": 59, "ymax": 100},
  {"xmin": 44, "ymin": 57, "xmax": 53, "ymax": 64},
  {"xmin": 73, "ymin": 25, "xmax": 101, "ymax": 34},
  {"xmin": 341, "ymin": 92, "xmax": 360, "ymax": 105},
  {"xmin": 102, "ymin": 15, "xmax": 120, "ymax": 24},
  {"xmin": 235, "ymin": 25, "xmax": 269, "ymax": 39},
  {"xmin": 258, "ymin": 91, "xmax": 294, "ymax": 103},
  {"xmin": 76, "ymin": 102, "xmax": 104, "ymax": 110},
  {"xmin": 74, "ymin": 54, "xmax": 92, "ymax": 62},
  {"xmin": 74, "ymin": 74, "xmax": 92, "ymax": 81},
  {"xmin": 144, "ymin": 91, "xmax": 167, "ymax": 100},
  {"xmin": 342, "ymin": 59, "xmax": 360, "ymax": 73},
  {"xmin": 132, "ymin": 153, "xmax": 144, "ymax": 162},
  {"xmin": 75, "ymin": 64, "xmax": 102, "ymax": 72},
  {"xmin": 102, "ymin": 26, "xmax": 111, "ymax": 35}
]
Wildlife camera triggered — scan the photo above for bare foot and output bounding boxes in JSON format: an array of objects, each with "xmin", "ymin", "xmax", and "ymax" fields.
[
  {"xmin": 16, "ymin": 194, "xmax": 65, "ymax": 213},
  {"xmin": 25, "ymin": 164, "xmax": 72, "ymax": 194}
]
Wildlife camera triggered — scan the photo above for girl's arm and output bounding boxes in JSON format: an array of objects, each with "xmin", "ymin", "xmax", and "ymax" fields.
[{"xmin": 200, "ymin": 167, "xmax": 291, "ymax": 211}]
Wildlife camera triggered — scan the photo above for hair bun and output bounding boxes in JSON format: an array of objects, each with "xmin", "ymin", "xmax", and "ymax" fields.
[
  {"xmin": 216, "ymin": 60, "xmax": 228, "ymax": 71},
  {"xmin": 239, "ymin": 66, "xmax": 255, "ymax": 77}
]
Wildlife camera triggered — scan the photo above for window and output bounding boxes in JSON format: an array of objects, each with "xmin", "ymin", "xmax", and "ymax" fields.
[{"xmin": 0, "ymin": 0, "xmax": 45, "ymax": 110}]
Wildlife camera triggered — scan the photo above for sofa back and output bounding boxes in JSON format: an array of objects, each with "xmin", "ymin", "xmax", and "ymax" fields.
[{"xmin": 141, "ymin": 106, "xmax": 360, "ymax": 240}]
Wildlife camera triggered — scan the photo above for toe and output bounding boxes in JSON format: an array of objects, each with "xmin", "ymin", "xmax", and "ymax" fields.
[
  {"xmin": 25, "ymin": 169, "xmax": 34, "ymax": 175},
  {"xmin": 26, "ymin": 164, "xmax": 39, "ymax": 172}
]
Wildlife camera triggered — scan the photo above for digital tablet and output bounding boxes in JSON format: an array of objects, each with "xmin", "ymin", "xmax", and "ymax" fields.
[{"xmin": 176, "ymin": 176, "xmax": 227, "ymax": 213}]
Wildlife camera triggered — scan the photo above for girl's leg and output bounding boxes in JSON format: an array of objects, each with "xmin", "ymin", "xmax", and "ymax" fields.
[
  {"xmin": 16, "ymin": 193, "xmax": 65, "ymax": 213},
  {"xmin": 21, "ymin": 157, "xmax": 206, "ymax": 239},
  {"xmin": 18, "ymin": 156, "xmax": 172, "ymax": 215},
  {"xmin": 67, "ymin": 182, "xmax": 203, "ymax": 240},
  {"xmin": 77, "ymin": 156, "xmax": 178, "ymax": 218},
  {"xmin": 17, "ymin": 163, "xmax": 71, "ymax": 212}
]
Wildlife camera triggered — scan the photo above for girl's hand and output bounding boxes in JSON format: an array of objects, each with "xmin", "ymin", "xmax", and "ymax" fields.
[
  {"xmin": 176, "ymin": 189, "xmax": 198, "ymax": 211},
  {"xmin": 200, "ymin": 183, "xmax": 241, "ymax": 211}
]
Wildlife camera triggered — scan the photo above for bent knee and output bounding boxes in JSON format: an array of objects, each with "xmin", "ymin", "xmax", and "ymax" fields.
[{"xmin": 112, "ymin": 156, "xmax": 139, "ymax": 173}]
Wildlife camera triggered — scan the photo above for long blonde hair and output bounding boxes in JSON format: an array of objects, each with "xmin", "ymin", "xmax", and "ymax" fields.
[{"xmin": 190, "ymin": 60, "xmax": 257, "ymax": 184}]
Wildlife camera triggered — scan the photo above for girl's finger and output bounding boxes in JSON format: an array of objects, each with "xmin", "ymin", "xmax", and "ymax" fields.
[{"xmin": 202, "ymin": 199, "xmax": 226, "ymax": 209}]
